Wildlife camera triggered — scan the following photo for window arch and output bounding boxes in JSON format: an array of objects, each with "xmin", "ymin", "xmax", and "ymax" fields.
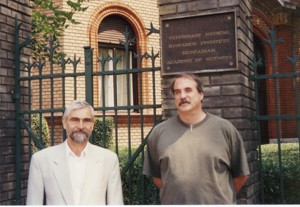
[
  {"xmin": 87, "ymin": 2, "xmax": 147, "ymax": 108},
  {"xmin": 98, "ymin": 15, "xmax": 138, "ymax": 108}
]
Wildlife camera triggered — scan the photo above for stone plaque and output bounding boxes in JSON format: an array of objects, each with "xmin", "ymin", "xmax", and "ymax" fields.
[{"xmin": 161, "ymin": 11, "xmax": 237, "ymax": 75}]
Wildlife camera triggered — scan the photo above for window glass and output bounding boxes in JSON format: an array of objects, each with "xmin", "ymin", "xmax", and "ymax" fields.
[
  {"xmin": 98, "ymin": 48, "xmax": 133, "ymax": 107},
  {"xmin": 98, "ymin": 15, "xmax": 137, "ymax": 109}
]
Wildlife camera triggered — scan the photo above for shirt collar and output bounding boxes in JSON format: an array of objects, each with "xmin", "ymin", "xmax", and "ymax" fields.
[{"xmin": 65, "ymin": 140, "xmax": 89, "ymax": 158}]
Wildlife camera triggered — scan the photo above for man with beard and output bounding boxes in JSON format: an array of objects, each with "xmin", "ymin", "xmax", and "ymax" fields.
[
  {"xmin": 143, "ymin": 73, "xmax": 250, "ymax": 204},
  {"xmin": 26, "ymin": 100, "xmax": 123, "ymax": 205}
]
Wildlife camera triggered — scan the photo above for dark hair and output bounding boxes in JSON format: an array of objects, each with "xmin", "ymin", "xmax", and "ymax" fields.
[{"xmin": 170, "ymin": 73, "xmax": 204, "ymax": 94}]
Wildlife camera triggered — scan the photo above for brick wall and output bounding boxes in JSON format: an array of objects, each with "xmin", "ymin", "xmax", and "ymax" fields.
[
  {"xmin": 277, "ymin": 25, "xmax": 296, "ymax": 138},
  {"xmin": 253, "ymin": 1, "xmax": 300, "ymax": 140},
  {"xmin": 0, "ymin": 0, "xmax": 31, "ymax": 204},
  {"xmin": 31, "ymin": 0, "xmax": 161, "ymax": 111},
  {"xmin": 113, "ymin": 123, "xmax": 153, "ymax": 147},
  {"xmin": 28, "ymin": 0, "xmax": 162, "ymax": 148}
]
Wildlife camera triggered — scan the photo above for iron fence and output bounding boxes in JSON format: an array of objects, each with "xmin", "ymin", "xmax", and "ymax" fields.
[{"xmin": 13, "ymin": 17, "xmax": 161, "ymax": 204}]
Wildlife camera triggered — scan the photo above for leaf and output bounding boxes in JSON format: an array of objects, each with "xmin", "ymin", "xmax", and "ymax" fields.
[{"xmin": 30, "ymin": 0, "xmax": 89, "ymax": 60}]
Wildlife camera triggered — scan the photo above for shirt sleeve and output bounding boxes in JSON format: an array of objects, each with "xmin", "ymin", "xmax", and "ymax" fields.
[
  {"xmin": 143, "ymin": 128, "xmax": 161, "ymax": 178},
  {"xmin": 229, "ymin": 125, "xmax": 250, "ymax": 177}
]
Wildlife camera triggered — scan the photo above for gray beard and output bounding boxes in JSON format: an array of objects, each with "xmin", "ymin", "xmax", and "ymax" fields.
[{"xmin": 70, "ymin": 132, "xmax": 88, "ymax": 144}]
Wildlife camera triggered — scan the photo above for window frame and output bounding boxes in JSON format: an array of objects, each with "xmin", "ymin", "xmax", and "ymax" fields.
[{"xmin": 98, "ymin": 42, "xmax": 138, "ymax": 111}]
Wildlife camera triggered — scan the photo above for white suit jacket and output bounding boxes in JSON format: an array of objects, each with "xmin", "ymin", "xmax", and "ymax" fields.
[{"xmin": 26, "ymin": 141, "xmax": 123, "ymax": 205}]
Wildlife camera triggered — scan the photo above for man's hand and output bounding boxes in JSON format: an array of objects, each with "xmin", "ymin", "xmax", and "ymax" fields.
[
  {"xmin": 153, "ymin": 177, "xmax": 162, "ymax": 189},
  {"xmin": 233, "ymin": 175, "xmax": 248, "ymax": 193}
]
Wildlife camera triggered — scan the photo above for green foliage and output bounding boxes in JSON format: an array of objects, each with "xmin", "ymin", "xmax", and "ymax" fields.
[
  {"xmin": 31, "ymin": 0, "xmax": 89, "ymax": 60},
  {"xmin": 261, "ymin": 143, "xmax": 300, "ymax": 204},
  {"xmin": 118, "ymin": 148, "xmax": 160, "ymax": 205},
  {"xmin": 92, "ymin": 118, "xmax": 159, "ymax": 204},
  {"xmin": 93, "ymin": 117, "xmax": 113, "ymax": 149},
  {"xmin": 30, "ymin": 114, "xmax": 50, "ymax": 153}
]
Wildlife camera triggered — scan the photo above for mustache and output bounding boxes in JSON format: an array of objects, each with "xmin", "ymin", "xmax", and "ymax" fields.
[
  {"xmin": 72, "ymin": 128, "xmax": 89, "ymax": 136},
  {"xmin": 179, "ymin": 98, "xmax": 190, "ymax": 106}
]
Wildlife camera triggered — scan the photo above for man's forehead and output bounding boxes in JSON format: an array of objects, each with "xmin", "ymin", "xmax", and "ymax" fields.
[
  {"xmin": 68, "ymin": 107, "xmax": 93, "ymax": 118},
  {"xmin": 174, "ymin": 77, "xmax": 197, "ymax": 88}
]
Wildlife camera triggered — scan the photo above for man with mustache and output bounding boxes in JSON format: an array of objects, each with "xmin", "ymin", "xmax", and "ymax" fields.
[
  {"xmin": 26, "ymin": 100, "xmax": 123, "ymax": 205},
  {"xmin": 143, "ymin": 73, "xmax": 250, "ymax": 204}
]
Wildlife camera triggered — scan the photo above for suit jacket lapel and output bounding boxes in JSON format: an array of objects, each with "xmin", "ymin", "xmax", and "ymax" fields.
[{"xmin": 52, "ymin": 142, "xmax": 74, "ymax": 205}]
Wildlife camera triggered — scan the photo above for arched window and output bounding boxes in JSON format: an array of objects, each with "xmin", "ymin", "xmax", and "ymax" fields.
[{"xmin": 98, "ymin": 15, "xmax": 137, "ymax": 108}]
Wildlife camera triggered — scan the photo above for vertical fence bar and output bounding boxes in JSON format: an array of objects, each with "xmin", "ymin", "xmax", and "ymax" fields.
[
  {"xmin": 27, "ymin": 63, "xmax": 32, "ymax": 159},
  {"xmin": 272, "ymin": 43, "xmax": 285, "ymax": 205},
  {"xmin": 13, "ymin": 18, "xmax": 31, "ymax": 204},
  {"xmin": 288, "ymin": 51, "xmax": 300, "ymax": 152},
  {"xmin": 13, "ymin": 17, "xmax": 31, "ymax": 204},
  {"xmin": 37, "ymin": 60, "xmax": 43, "ymax": 145},
  {"xmin": 74, "ymin": 64, "xmax": 77, "ymax": 100},
  {"xmin": 138, "ymin": 64, "xmax": 146, "ymax": 203},
  {"xmin": 49, "ymin": 36, "xmax": 55, "ymax": 146},
  {"xmin": 69, "ymin": 55, "xmax": 81, "ymax": 102},
  {"xmin": 61, "ymin": 56, "xmax": 66, "ymax": 111},
  {"xmin": 13, "ymin": 18, "xmax": 22, "ymax": 205},
  {"xmin": 149, "ymin": 48, "xmax": 159, "ymax": 122},
  {"xmin": 84, "ymin": 46, "xmax": 93, "ymax": 105},
  {"xmin": 112, "ymin": 49, "xmax": 120, "ymax": 154},
  {"xmin": 98, "ymin": 52, "xmax": 108, "ymax": 150},
  {"xmin": 60, "ymin": 55, "xmax": 68, "ymax": 141},
  {"xmin": 251, "ymin": 57, "xmax": 265, "ymax": 203},
  {"xmin": 264, "ymin": 29, "xmax": 285, "ymax": 203},
  {"xmin": 123, "ymin": 32, "xmax": 133, "ymax": 203}
]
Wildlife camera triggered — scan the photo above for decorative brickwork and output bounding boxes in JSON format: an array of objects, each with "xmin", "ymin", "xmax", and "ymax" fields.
[
  {"xmin": 36, "ymin": 0, "xmax": 161, "ymax": 109},
  {"xmin": 28, "ymin": 0, "xmax": 162, "ymax": 147},
  {"xmin": 85, "ymin": 1, "xmax": 158, "ymax": 108}
]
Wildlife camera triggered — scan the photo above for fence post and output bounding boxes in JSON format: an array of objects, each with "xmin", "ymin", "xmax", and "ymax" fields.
[
  {"xmin": 13, "ymin": 17, "xmax": 22, "ymax": 205},
  {"xmin": 13, "ymin": 18, "xmax": 30, "ymax": 204},
  {"xmin": 84, "ymin": 46, "xmax": 93, "ymax": 105}
]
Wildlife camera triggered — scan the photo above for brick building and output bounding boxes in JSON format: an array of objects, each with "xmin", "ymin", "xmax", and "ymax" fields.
[
  {"xmin": 1, "ymin": 0, "xmax": 300, "ymax": 204},
  {"xmin": 252, "ymin": 0, "xmax": 300, "ymax": 143},
  {"xmin": 30, "ymin": 0, "xmax": 162, "ymax": 146},
  {"xmin": 33, "ymin": 0, "xmax": 300, "ymax": 145}
]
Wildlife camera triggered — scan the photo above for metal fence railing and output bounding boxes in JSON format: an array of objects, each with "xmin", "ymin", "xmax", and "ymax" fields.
[
  {"xmin": 251, "ymin": 28, "xmax": 300, "ymax": 204},
  {"xmin": 13, "ymin": 17, "xmax": 161, "ymax": 204}
]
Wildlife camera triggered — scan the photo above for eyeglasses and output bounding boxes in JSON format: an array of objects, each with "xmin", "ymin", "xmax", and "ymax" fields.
[{"xmin": 68, "ymin": 117, "xmax": 94, "ymax": 126}]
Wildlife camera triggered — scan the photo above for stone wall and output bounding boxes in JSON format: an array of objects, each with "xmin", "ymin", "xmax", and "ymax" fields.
[{"xmin": 158, "ymin": 0, "xmax": 259, "ymax": 204}]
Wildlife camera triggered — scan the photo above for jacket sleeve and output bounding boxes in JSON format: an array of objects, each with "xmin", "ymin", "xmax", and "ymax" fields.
[
  {"xmin": 26, "ymin": 154, "xmax": 45, "ymax": 205},
  {"xmin": 106, "ymin": 155, "xmax": 124, "ymax": 205}
]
